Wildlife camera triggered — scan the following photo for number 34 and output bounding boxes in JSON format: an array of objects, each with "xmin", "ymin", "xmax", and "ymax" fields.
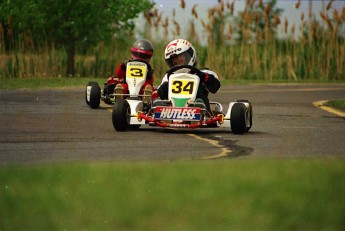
[{"xmin": 172, "ymin": 80, "xmax": 195, "ymax": 94}]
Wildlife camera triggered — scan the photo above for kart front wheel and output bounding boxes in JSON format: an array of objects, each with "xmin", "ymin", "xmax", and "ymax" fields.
[
  {"xmin": 230, "ymin": 103, "xmax": 247, "ymax": 134},
  {"xmin": 89, "ymin": 83, "xmax": 101, "ymax": 109},
  {"xmin": 85, "ymin": 81, "xmax": 98, "ymax": 105},
  {"xmin": 112, "ymin": 99, "xmax": 130, "ymax": 131}
]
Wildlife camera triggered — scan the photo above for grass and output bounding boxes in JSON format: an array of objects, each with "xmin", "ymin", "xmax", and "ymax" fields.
[
  {"xmin": 0, "ymin": 76, "xmax": 165, "ymax": 90},
  {"xmin": 324, "ymin": 99, "xmax": 345, "ymax": 112},
  {"xmin": 0, "ymin": 77, "xmax": 101, "ymax": 90},
  {"xmin": 0, "ymin": 159, "xmax": 344, "ymax": 230}
]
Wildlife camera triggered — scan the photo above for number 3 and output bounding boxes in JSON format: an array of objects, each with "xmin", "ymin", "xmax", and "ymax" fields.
[{"xmin": 129, "ymin": 68, "xmax": 143, "ymax": 77}]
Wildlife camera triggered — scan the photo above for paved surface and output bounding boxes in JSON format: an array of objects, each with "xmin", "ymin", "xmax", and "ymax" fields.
[{"xmin": 1, "ymin": 84, "xmax": 344, "ymax": 165}]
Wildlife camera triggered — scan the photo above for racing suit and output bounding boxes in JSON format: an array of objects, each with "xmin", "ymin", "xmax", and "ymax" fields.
[
  {"xmin": 157, "ymin": 69, "xmax": 221, "ymax": 112},
  {"xmin": 104, "ymin": 60, "xmax": 154, "ymax": 96}
]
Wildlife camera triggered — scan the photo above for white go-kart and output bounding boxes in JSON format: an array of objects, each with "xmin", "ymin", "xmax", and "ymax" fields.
[
  {"xmin": 85, "ymin": 59, "xmax": 153, "ymax": 109},
  {"xmin": 110, "ymin": 62, "xmax": 253, "ymax": 134}
]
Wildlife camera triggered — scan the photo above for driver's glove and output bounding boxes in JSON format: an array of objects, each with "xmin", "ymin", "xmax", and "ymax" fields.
[
  {"xmin": 157, "ymin": 82, "xmax": 169, "ymax": 100},
  {"xmin": 198, "ymin": 71, "xmax": 209, "ymax": 83}
]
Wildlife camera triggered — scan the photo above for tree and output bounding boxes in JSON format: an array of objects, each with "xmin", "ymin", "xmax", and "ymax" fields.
[{"xmin": 0, "ymin": 0, "xmax": 154, "ymax": 76}]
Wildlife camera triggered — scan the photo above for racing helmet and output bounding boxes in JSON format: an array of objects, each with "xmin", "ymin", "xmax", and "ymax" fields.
[
  {"xmin": 131, "ymin": 39, "xmax": 154, "ymax": 61},
  {"xmin": 164, "ymin": 39, "xmax": 197, "ymax": 68}
]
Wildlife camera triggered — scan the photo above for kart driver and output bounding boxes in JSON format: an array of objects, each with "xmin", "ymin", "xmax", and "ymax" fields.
[
  {"xmin": 157, "ymin": 38, "xmax": 221, "ymax": 112},
  {"xmin": 103, "ymin": 39, "xmax": 154, "ymax": 101}
]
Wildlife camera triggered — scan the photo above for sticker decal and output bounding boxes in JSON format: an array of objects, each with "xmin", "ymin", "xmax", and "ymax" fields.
[
  {"xmin": 126, "ymin": 62, "xmax": 147, "ymax": 79},
  {"xmin": 155, "ymin": 107, "xmax": 201, "ymax": 121},
  {"xmin": 171, "ymin": 80, "xmax": 196, "ymax": 95}
]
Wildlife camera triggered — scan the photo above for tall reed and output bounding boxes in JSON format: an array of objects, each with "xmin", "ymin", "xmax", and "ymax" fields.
[{"xmin": 142, "ymin": 0, "xmax": 345, "ymax": 82}]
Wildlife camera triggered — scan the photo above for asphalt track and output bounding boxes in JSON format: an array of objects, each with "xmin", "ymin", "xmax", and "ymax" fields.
[{"xmin": 1, "ymin": 84, "xmax": 344, "ymax": 165}]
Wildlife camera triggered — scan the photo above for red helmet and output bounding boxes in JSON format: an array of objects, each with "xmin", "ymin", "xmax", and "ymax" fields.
[{"xmin": 131, "ymin": 39, "xmax": 154, "ymax": 61}]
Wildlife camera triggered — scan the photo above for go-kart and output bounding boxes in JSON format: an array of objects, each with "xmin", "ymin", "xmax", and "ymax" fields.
[
  {"xmin": 112, "ymin": 64, "xmax": 253, "ymax": 134},
  {"xmin": 85, "ymin": 60, "xmax": 152, "ymax": 111}
]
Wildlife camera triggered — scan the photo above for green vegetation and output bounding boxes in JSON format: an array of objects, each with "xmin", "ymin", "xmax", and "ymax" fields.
[
  {"xmin": 325, "ymin": 99, "xmax": 345, "ymax": 112},
  {"xmin": 0, "ymin": 159, "xmax": 344, "ymax": 230},
  {"xmin": 143, "ymin": 0, "xmax": 345, "ymax": 82},
  {"xmin": 1, "ymin": 77, "xmax": 345, "ymax": 91},
  {"xmin": 0, "ymin": 0, "xmax": 154, "ymax": 76},
  {"xmin": 0, "ymin": 77, "xmax": 96, "ymax": 90},
  {"xmin": 1, "ymin": 0, "xmax": 344, "ymax": 82}
]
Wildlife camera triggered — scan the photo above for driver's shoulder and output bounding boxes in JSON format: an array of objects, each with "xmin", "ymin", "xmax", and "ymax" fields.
[
  {"xmin": 161, "ymin": 74, "xmax": 168, "ymax": 82},
  {"xmin": 200, "ymin": 68, "xmax": 218, "ymax": 78}
]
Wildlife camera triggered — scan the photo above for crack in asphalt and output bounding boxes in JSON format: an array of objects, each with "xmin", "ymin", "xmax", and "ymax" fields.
[
  {"xmin": 189, "ymin": 133, "xmax": 253, "ymax": 159},
  {"xmin": 210, "ymin": 135, "xmax": 252, "ymax": 158}
]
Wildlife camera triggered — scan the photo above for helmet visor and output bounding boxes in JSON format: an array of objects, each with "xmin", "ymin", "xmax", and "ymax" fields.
[
  {"xmin": 166, "ymin": 50, "xmax": 193, "ymax": 68},
  {"xmin": 131, "ymin": 47, "xmax": 153, "ymax": 61},
  {"xmin": 131, "ymin": 51, "xmax": 152, "ymax": 61}
]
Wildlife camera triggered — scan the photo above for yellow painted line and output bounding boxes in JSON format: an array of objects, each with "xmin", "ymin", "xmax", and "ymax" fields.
[
  {"xmin": 187, "ymin": 134, "xmax": 231, "ymax": 160},
  {"xmin": 313, "ymin": 100, "xmax": 345, "ymax": 117}
]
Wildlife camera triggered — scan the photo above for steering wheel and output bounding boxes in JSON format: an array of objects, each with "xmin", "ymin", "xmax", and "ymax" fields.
[{"xmin": 166, "ymin": 65, "xmax": 202, "ymax": 79}]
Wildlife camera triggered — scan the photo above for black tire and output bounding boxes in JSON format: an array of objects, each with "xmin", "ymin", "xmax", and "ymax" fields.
[
  {"xmin": 246, "ymin": 103, "xmax": 252, "ymax": 132},
  {"xmin": 86, "ymin": 81, "xmax": 99, "ymax": 105},
  {"xmin": 237, "ymin": 100, "xmax": 253, "ymax": 132},
  {"xmin": 112, "ymin": 99, "xmax": 130, "ymax": 131},
  {"xmin": 89, "ymin": 84, "xmax": 101, "ymax": 109},
  {"xmin": 231, "ymin": 103, "xmax": 247, "ymax": 134},
  {"xmin": 85, "ymin": 81, "xmax": 98, "ymax": 105}
]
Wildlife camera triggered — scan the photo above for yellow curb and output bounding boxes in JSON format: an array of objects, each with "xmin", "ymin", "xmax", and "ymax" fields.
[
  {"xmin": 313, "ymin": 100, "xmax": 345, "ymax": 117},
  {"xmin": 187, "ymin": 134, "xmax": 231, "ymax": 160}
]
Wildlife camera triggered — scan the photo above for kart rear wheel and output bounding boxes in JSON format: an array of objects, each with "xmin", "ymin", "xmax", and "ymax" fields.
[
  {"xmin": 230, "ymin": 103, "xmax": 247, "ymax": 134},
  {"xmin": 85, "ymin": 81, "xmax": 98, "ymax": 105},
  {"xmin": 89, "ymin": 84, "xmax": 101, "ymax": 109},
  {"xmin": 112, "ymin": 99, "xmax": 130, "ymax": 131}
]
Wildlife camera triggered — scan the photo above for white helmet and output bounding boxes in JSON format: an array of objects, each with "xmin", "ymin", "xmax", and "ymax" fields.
[{"xmin": 164, "ymin": 39, "xmax": 197, "ymax": 68}]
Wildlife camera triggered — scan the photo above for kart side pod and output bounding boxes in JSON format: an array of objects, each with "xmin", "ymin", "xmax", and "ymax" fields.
[
  {"xmin": 127, "ymin": 99, "xmax": 146, "ymax": 125},
  {"xmin": 224, "ymin": 101, "xmax": 252, "ymax": 134}
]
